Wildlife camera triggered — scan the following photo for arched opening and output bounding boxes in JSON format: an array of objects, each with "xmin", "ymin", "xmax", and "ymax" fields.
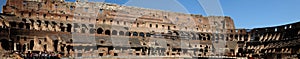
[
  {"xmin": 198, "ymin": 34, "xmax": 203, "ymax": 40},
  {"xmin": 18, "ymin": 22, "xmax": 25, "ymax": 29},
  {"xmin": 97, "ymin": 28, "xmax": 103, "ymax": 34},
  {"xmin": 67, "ymin": 24, "xmax": 72, "ymax": 32},
  {"xmin": 37, "ymin": 20, "xmax": 42, "ymax": 26},
  {"xmin": 22, "ymin": 19, "xmax": 26, "ymax": 22},
  {"xmin": 125, "ymin": 32, "xmax": 131, "ymax": 36},
  {"xmin": 44, "ymin": 45, "xmax": 47, "ymax": 51},
  {"xmin": 9, "ymin": 22, "xmax": 17, "ymax": 28},
  {"xmin": 60, "ymin": 23, "xmax": 65, "ymax": 32},
  {"xmin": 119, "ymin": 31, "xmax": 124, "ymax": 36},
  {"xmin": 53, "ymin": 40, "xmax": 59, "ymax": 51},
  {"xmin": 66, "ymin": 45, "xmax": 74, "ymax": 53},
  {"xmin": 66, "ymin": 16, "xmax": 69, "ymax": 20},
  {"xmin": 25, "ymin": 23, "xmax": 30, "ymax": 29},
  {"xmin": 207, "ymin": 34, "xmax": 211, "ymax": 40},
  {"xmin": 139, "ymin": 32, "xmax": 145, "ymax": 37},
  {"xmin": 0, "ymin": 39, "xmax": 10, "ymax": 50},
  {"xmin": 105, "ymin": 30, "xmax": 111, "ymax": 35},
  {"xmin": 81, "ymin": 28, "xmax": 86, "ymax": 33},
  {"xmin": 103, "ymin": 20, "xmax": 106, "ymax": 24},
  {"xmin": 112, "ymin": 30, "xmax": 117, "ymax": 35},
  {"xmin": 43, "ymin": 14, "xmax": 46, "ymax": 18},
  {"xmin": 133, "ymin": 32, "xmax": 138, "ymax": 36},
  {"xmin": 28, "ymin": 12, "xmax": 31, "ymax": 17},
  {"xmin": 200, "ymin": 49, "xmax": 204, "ymax": 52},
  {"xmin": 29, "ymin": 40, "xmax": 34, "ymax": 50},
  {"xmin": 70, "ymin": 39, "xmax": 73, "ymax": 43},
  {"xmin": 146, "ymin": 33, "xmax": 151, "ymax": 37},
  {"xmin": 89, "ymin": 28, "xmax": 95, "ymax": 34},
  {"xmin": 44, "ymin": 21, "xmax": 49, "ymax": 27},
  {"xmin": 21, "ymin": 12, "xmax": 24, "ymax": 16}
]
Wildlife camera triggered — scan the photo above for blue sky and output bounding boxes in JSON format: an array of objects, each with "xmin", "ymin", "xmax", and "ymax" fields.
[{"xmin": 1, "ymin": 0, "xmax": 300, "ymax": 29}]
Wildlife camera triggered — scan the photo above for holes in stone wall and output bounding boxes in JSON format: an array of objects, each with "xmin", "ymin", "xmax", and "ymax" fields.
[
  {"xmin": 99, "ymin": 9, "xmax": 103, "ymax": 13},
  {"xmin": 146, "ymin": 33, "xmax": 151, "ymax": 37},
  {"xmin": 0, "ymin": 39, "xmax": 10, "ymax": 50},
  {"xmin": 67, "ymin": 24, "xmax": 72, "ymax": 32},
  {"xmin": 18, "ymin": 22, "xmax": 24, "ymax": 29},
  {"xmin": 97, "ymin": 28, "xmax": 103, "ymax": 34},
  {"xmin": 112, "ymin": 30, "xmax": 117, "ymax": 35},
  {"xmin": 28, "ymin": 12, "xmax": 31, "ymax": 17},
  {"xmin": 126, "ymin": 32, "xmax": 131, "ymax": 36},
  {"xmin": 70, "ymin": 6, "xmax": 74, "ymax": 10},
  {"xmin": 25, "ymin": 23, "xmax": 30, "ymax": 29},
  {"xmin": 43, "ymin": 14, "xmax": 46, "ymax": 18},
  {"xmin": 105, "ymin": 30, "xmax": 111, "ymax": 35},
  {"xmin": 66, "ymin": 16, "xmax": 68, "ymax": 20},
  {"xmin": 29, "ymin": 40, "xmax": 34, "ymax": 50},
  {"xmin": 89, "ymin": 28, "xmax": 95, "ymax": 34},
  {"xmin": 133, "ymin": 32, "xmax": 138, "ymax": 36},
  {"xmin": 9, "ymin": 22, "xmax": 17, "ymax": 28},
  {"xmin": 139, "ymin": 32, "xmax": 144, "ymax": 37},
  {"xmin": 102, "ymin": 20, "xmax": 106, "ymax": 24}
]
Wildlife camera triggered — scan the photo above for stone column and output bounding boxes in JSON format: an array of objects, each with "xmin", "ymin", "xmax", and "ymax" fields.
[
  {"xmin": 25, "ymin": 43, "xmax": 28, "ymax": 53},
  {"xmin": 14, "ymin": 43, "xmax": 17, "ymax": 51}
]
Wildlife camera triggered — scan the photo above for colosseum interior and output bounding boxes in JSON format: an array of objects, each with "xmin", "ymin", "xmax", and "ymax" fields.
[{"xmin": 0, "ymin": 0, "xmax": 299, "ymax": 59}]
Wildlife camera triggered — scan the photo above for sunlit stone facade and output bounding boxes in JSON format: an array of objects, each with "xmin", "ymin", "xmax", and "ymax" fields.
[{"xmin": 0, "ymin": 0, "xmax": 299, "ymax": 59}]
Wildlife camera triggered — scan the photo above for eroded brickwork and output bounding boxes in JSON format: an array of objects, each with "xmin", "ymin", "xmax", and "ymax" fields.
[{"xmin": 0, "ymin": 0, "xmax": 299, "ymax": 59}]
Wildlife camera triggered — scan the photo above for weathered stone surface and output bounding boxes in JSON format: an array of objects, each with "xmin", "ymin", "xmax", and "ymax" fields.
[{"xmin": 0, "ymin": 0, "xmax": 299, "ymax": 59}]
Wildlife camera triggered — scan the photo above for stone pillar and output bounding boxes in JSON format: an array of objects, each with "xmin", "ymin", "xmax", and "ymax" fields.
[
  {"xmin": 25, "ymin": 43, "xmax": 28, "ymax": 53},
  {"xmin": 14, "ymin": 43, "xmax": 17, "ymax": 51}
]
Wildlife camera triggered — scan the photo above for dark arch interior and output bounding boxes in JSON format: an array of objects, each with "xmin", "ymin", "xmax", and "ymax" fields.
[
  {"xmin": 146, "ymin": 33, "xmax": 151, "ymax": 37},
  {"xmin": 97, "ymin": 28, "xmax": 103, "ymax": 34},
  {"xmin": 67, "ymin": 24, "xmax": 72, "ymax": 32},
  {"xmin": 139, "ymin": 32, "xmax": 144, "ymax": 37},
  {"xmin": 0, "ymin": 39, "xmax": 10, "ymax": 50},
  {"xmin": 112, "ymin": 30, "xmax": 117, "ymax": 35},
  {"xmin": 9, "ymin": 22, "xmax": 17, "ymax": 28},
  {"xmin": 89, "ymin": 28, "xmax": 95, "ymax": 34},
  {"xmin": 105, "ymin": 30, "xmax": 111, "ymax": 35},
  {"xmin": 133, "ymin": 32, "xmax": 138, "ymax": 36},
  {"xmin": 53, "ymin": 40, "xmax": 59, "ymax": 51},
  {"xmin": 25, "ymin": 23, "xmax": 30, "ymax": 29},
  {"xmin": 29, "ymin": 40, "xmax": 34, "ymax": 50},
  {"xmin": 119, "ymin": 31, "xmax": 124, "ymax": 35},
  {"xmin": 18, "ymin": 22, "xmax": 24, "ymax": 29}
]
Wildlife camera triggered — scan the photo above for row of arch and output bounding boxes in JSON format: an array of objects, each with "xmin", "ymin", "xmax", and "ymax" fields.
[
  {"xmin": 96, "ymin": 28, "xmax": 151, "ymax": 37},
  {"xmin": 2, "ymin": 20, "xmax": 251, "ymax": 42},
  {"xmin": 7, "ymin": 19, "xmax": 72, "ymax": 32}
]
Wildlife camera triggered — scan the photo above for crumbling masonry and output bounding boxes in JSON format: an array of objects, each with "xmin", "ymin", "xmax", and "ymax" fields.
[{"xmin": 0, "ymin": 0, "xmax": 299, "ymax": 59}]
